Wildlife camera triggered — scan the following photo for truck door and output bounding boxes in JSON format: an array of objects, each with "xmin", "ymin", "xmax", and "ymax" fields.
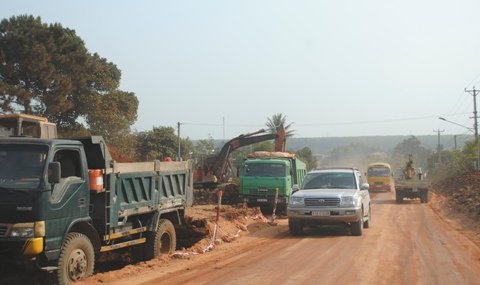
[{"xmin": 45, "ymin": 148, "xmax": 89, "ymax": 250}]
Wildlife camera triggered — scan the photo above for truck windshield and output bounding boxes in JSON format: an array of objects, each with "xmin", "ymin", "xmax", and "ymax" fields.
[
  {"xmin": 244, "ymin": 163, "xmax": 285, "ymax": 177},
  {"xmin": 0, "ymin": 144, "xmax": 48, "ymax": 189}
]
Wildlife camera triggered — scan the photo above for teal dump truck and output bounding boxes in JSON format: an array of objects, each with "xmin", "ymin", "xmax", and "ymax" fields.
[
  {"xmin": 0, "ymin": 136, "xmax": 193, "ymax": 284},
  {"xmin": 240, "ymin": 151, "xmax": 307, "ymax": 209}
]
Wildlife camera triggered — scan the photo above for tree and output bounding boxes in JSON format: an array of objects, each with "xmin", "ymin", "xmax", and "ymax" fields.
[
  {"xmin": 266, "ymin": 113, "xmax": 295, "ymax": 137},
  {"xmin": 392, "ymin": 136, "xmax": 432, "ymax": 170},
  {"xmin": 136, "ymin": 126, "xmax": 178, "ymax": 161},
  {"xmin": 87, "ymin": 91, "xmax": 138, "ymax": 142},
  {"xmin": 0, "ymin": 15, "xmax": 136, "ymax": 137},
  {"xmin": 295, "ymin": 146, "xmax": 318, "ymax": 171}
]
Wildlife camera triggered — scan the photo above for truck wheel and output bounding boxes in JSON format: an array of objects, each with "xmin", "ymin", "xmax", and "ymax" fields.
[
  {"xmin": 144, "ymin": 219, "xmax": 176, "ymax": 260},
  {"xmin": 420, "ymin": 195, "xmax": 425, "ymax": 203},
  {"xmin": 395, "ymin": 191, "xmax": 403, "ymax": 203},
  {"xmin": 424, "ymin": 191, "xmax": 429, "ymax": 203},
  {"xmin": 351, "ymin": 213, "xmax": 364, "ymax": 236},
  {"xmin": 288, "ymin": 220, "xmax": 303, "ymax": 236},
  {"xmin": 56, "ymin": 232, "xmax": 94, "ymax": 285}
]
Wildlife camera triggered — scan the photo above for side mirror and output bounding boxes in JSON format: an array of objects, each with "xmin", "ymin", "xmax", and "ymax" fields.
[
  {"xmin": 360, "ymin": 183, "xmax": 370, "ymax": 190},
  {"xmin": 292, "ymin": 184, "xmax": 300, "ymax": 193},
  {"xmin": 48, "ymin": 162, "xmax": 61, "ymax": 184}
]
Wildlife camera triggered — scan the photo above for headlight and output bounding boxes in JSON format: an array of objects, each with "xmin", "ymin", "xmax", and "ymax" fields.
[
  {"xmin": 340, "ymin": 195, "xmax": 359, "ymax": 207},
  {"xmin": 289, "ymin": 197, "xmax": 305, "ymax": 206},
  {"xmin": 11, "ymin": 223, "xmax": 35, "ymax": 237},
  {"xmin": 10, "ymin": 221, "xmax": 45, "ymax": 238}
]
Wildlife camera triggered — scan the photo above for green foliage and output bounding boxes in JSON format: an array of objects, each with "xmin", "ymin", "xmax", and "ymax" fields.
[
  {"xmin": 266, "ymin": 113, "xmax": 295, "ymax": 137},
  {"xmin": 0, "ymin": 15, "xmax": 136, "ymax": 139},
  {"xmin": 87, "ymin": 91, "xmax": 138, "ymax": 142},
  {"xmin": 392, "ymin": 136, "xmax": 432, "ymax": 170},
  {"xmin": 295, "ymin": 146, "xmax": 318, "ymax": 171},
  {"xmin": 136, "ymin": 126, "xmax": 178, "ymax": 161},
  {"xmin": 427, "ymin": 139, "xmax": 479, "ymax": 180},
  {"xmin": 252, "ymin": 141, "xmax": 274, "ymax": 152},
  {"xmin": 194, "ymin": 136, "xmax": 215, "ymax": 156}
]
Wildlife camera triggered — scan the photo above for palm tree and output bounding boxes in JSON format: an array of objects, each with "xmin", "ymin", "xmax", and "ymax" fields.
[{"xmin": 266, "ymin": 113, "xmax": 295, "ymax": 138}]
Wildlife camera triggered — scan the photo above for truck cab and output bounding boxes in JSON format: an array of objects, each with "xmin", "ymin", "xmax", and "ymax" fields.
[{"xmin": 0, "ymin": 114, "xmax": 57, "ymax": 138}]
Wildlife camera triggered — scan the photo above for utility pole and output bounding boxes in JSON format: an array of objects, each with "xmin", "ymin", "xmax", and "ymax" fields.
[
  {"xmin": 177, "ymin": 122, "xmax": 181, "ymax": 161},
  {"xmin": 465, "ymin": 87, "xmax": 479, "ymax": 169},
  {"xmin": 433, "ymin": 129, "xmax": 444, "ymax": 165}
]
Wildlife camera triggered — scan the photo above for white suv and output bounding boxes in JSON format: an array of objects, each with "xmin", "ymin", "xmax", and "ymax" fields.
[{"xmin": 287, "ymin": 168, "xmax": 371, "ymax": 236}]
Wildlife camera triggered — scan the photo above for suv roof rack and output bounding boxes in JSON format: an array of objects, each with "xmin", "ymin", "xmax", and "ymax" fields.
[{"xmin": 312, "ymin": 167, "xmax": 358, "ymax": 171}]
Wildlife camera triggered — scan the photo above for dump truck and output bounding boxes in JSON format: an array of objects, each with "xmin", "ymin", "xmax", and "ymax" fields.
[
  {"xmin": 239, "ymin": 151, "xmax": 307, "ymax": 209},
  {"xmin": 395, "ymin": 154, "xmax": 430, "ymax": 203},
  {"xmin": 0, "ymin": 135, "xmax": 193, "ymax": 284}
]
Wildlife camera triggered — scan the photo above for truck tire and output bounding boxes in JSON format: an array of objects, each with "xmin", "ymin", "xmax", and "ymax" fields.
[
  {"xmin": 424, "ymin": 191, "xmax": 429, "ymax": 203},
  {"xmin": 144, "ymin": 219, "xmax": 176, "ymax": 260},
  {"xmin": 288, "ymin": 220, "xmax": 303, "ymax": 236},
  {"xmin": 55, "ymin": 232, "xmax": 94, "ymax": 285},
  {"xmin": 351, "ymin": 213, "xmax": 364, "ymax": 236},
  {"xmin": 395, "ymin": 191, "xmax": 403, "ymax": 203}
]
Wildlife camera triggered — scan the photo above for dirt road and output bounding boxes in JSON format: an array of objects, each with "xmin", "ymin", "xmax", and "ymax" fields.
[{"xmin": 78, "ymin": 190, "xmax": 480, "ymax": 285}]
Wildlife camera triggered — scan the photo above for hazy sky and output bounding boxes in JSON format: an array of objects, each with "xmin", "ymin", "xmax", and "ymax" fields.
[{"xmin": 3, "ymin": 1, "xmax": 480, "ymax": 142}]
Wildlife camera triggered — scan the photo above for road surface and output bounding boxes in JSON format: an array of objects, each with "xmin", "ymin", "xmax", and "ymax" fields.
[{"xmin": 100, "ymin": 190, "xmax": 480, "ymax": 285}]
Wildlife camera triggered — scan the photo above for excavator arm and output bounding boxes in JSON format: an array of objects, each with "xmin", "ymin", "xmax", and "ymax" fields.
[{"xmin": 194, "ymin": 125, "xmax": 286, "ymax": 186}]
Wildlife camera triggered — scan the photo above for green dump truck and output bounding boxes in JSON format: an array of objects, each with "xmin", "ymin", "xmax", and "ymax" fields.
[
  {"xmin": 0, "ymin": 136, "xmax": 193, "ymax": 284},
  {"xmin": 240, "ymin": 151, "xmax": 307, "ymax": 209}
]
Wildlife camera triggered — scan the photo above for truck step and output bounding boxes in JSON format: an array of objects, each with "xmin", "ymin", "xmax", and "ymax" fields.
[
  {"xmin": 100, "ymin": 238, "xmax": 146, "ymax": 252},
  {"xmin": 103, "ymin": 226, "xmax": 146, "ymax": 241}
]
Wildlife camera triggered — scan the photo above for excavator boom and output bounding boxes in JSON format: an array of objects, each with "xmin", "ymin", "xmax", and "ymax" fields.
[{"xmin": 194, "ymin": 125, "xmax": 286, "ymax": 186}]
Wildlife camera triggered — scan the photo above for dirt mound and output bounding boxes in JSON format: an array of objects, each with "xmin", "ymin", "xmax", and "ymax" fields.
[{"xmin": 431, "ymin": 171, "xmax": 480, "ymax": 216}]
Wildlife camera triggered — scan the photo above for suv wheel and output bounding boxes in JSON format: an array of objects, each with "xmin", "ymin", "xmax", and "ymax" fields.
[
  {"xmin": 351, "ymin": 213, "xmax": 364, "ymax": 236},
  {"xmin": 288, "ymin": 220, "xmax": 303, "ymax": 236},
  {"xmin": 363, "ymin": 206, "xmax": 371, "ymax": 229}
]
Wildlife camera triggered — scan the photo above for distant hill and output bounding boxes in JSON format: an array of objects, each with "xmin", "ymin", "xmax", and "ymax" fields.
[{"xmin": 211, "ymin": 134, "xmax": 473, "ymax": 155}]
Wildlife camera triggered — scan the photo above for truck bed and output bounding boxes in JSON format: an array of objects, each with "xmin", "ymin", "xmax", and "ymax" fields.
[{"xmin": 395, "ymin": 179, "xmax": 430, "ymax": 190}]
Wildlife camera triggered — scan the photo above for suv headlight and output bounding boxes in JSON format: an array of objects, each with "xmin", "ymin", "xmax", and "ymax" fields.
[
  {"xmin": 340, "ymin": 194, "xmax": 359, "ymax": 207},
  {"xmin": 289, "ymin": 197, "xmax": 305, "ymax": 206}
]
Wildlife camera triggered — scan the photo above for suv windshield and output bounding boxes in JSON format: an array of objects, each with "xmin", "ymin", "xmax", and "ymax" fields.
[
  {"xmin": 301, "ymin": 172, "xmax": 356, "ymax": 189},
  {"xmin": 0, "ymin": 144, "xmax": 48, "ymax": 189}
]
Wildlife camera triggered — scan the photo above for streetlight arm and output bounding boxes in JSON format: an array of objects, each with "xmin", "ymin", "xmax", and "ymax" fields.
[{"xmin": 438, "ymin": 117, "xmax": 474, "ymax": 132}]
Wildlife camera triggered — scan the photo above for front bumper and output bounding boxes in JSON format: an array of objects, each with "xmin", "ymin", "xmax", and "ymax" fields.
[
  {"xmin": 242, "ymin": 196, "xmax": 288, "ymax": 206},
  {"xmin": 287, "ymin": 206, "xmax": 362, "ymax": 223},
  {"xmin": 0, "ymin": 237, "xmax": 44, "ymax": 256}
]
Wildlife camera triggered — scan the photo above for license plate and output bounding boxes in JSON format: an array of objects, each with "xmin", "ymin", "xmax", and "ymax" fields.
[
  {"xmin": 257, "ymin": 198, "xmax": 268, "ymax": 202},
  {"xmin": 312, "ymin": 210, "xmax": 330, "ymax": 216}
]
